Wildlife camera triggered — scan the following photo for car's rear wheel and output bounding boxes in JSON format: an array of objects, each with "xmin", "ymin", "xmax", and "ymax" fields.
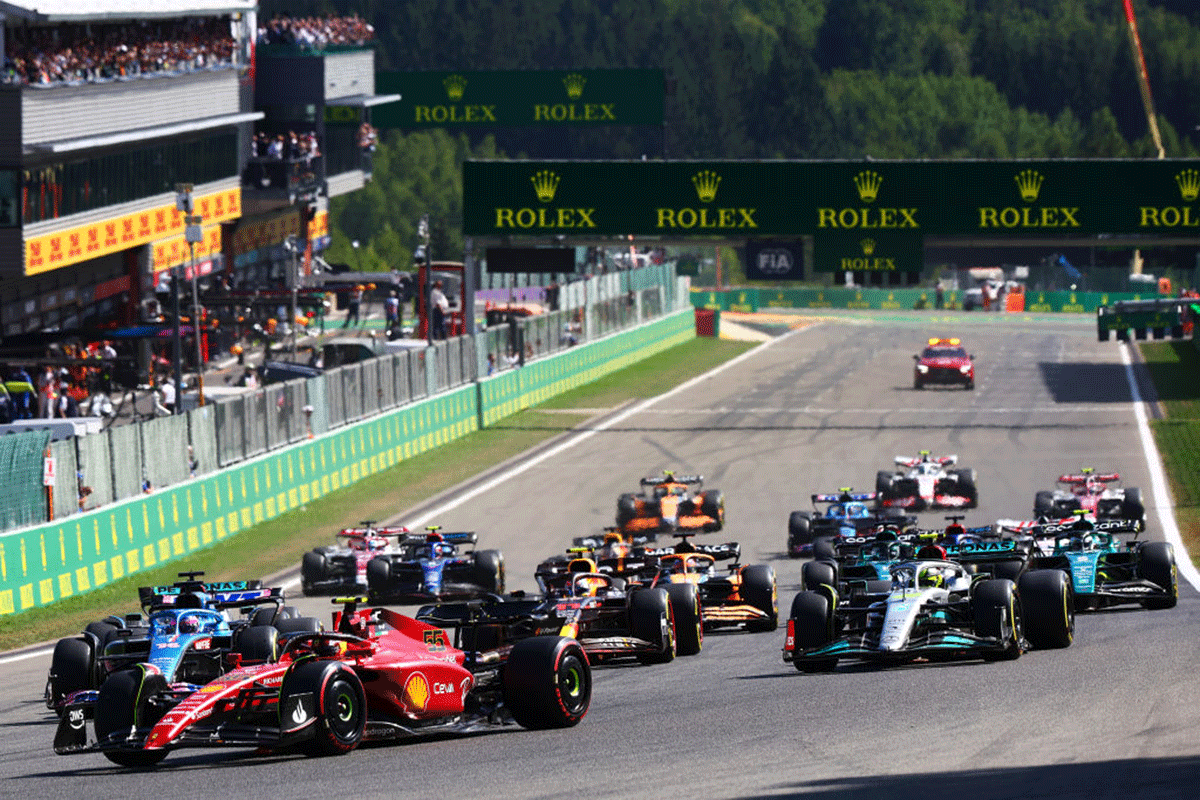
[
  {"xmin": 503, "ymin": 636, "xmax": 591, "ymax": 729},
  {"xmin": 665, "ymin": 583, "xmax": 703, "ymax": 655},
  {"xmin": 789, "ymin": 591, "xmax": 836, "ymax": 673},
  {"xmin": 1018, "ymin": 569, "xmax": 1074, "ymax": 649},
  {"xmin": 365, "ymin": 556, "xmax": 391, "ymax": 597},
  {"xmin": 1139, "ymin": 541, "xmax": 1178, "ymax": 609},
  {"xmin": 472, "ymin": 549, "xmax": 505, "ymax": 593},
  {"xmin": 301, "ymin": 551, "xmax": 327, "ymax": 595},
  {"xmin": 741, "ymin": 564, "xmax": 778, "ymax": 632},
  {"xmin": 48, "ymin": 637, "xmax": 95, "ymax": 712},
  {"xmin": 1033, "ymin": 490, "xmax": 1055, "ymax": 519},
  {"xmin": 973, "ymin": 579, "xmax": 1022, "ymax": 661},
  {"xmin": 629, "ymin": 588, "xmax": 675, "ymax": 664},
  {"xmin": 700, "ymin": 490, "xmax": 724, "ymax": 528},
  {"xmin": 95, "ymin": 667, "xmax": 170, "ymax": 768},
  {"xmin": 801, "ymin": 560, "xmax": 838, "ymax": 592},
  {"xmin": 616, "ymin": 493, "xmax": 639, "ymax": 526},
  {"xmin": 787, "ymin": 511, "xmax": 812, "ymax": 556},
  {"xmin": 811, "ymin": 537, "xmax": 837, "ymax": 561},
  {"xmin": 236, "ymin": 625, "xmax": 280, "ymax": 663},
  {"xmin": 1122, "ymin": 487, "xmax": 1145, "ymax": 523}
]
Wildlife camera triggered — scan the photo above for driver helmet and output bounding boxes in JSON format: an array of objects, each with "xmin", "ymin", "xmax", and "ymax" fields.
[
  {"xmin": 916, "ymin": 543, "xmax": 948, "ymax": 560},
  {"xmin": 178, "ymin": 613, "xmax": 202, "ymax": 634},
  {"xmin": 919, "ymin": 566, "xmax": 946, "ymax": 589}
]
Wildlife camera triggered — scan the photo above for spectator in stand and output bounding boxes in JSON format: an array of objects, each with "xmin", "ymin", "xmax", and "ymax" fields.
[
  {"xmin": 257, "ymin": 14, "xmax": 375, "ymax": 49},
  {"xmin": 3, "ymin": 17, "xmax": 237, "ymax": 86},
  {"xmin": 359, "ymin": 122, "xmax": 378, "ymax": 152}
]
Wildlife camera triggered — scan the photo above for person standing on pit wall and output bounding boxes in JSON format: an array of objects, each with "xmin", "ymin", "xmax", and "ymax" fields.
[
  {"xmin": 430, "ymin": 280, "xmax": 449, "ymax": 339},
  {"xmin": 384, "ymin": 290, "xmax": 400, "ymax": 334},
  {"xmin": 935, "ymin": 283, "xmax": 945, "ymax": 310},
  {"xmin": 343, "ymin": 284, "xmax": 363, "ymax": 328}
]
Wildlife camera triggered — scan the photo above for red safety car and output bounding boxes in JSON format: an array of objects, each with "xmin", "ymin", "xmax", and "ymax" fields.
[{"xmin": 913, "ymin": 337, "xmax": 974, "ymax": 390}]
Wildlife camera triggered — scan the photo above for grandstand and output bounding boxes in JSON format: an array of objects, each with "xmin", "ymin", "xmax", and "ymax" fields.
[{"xmin": 0, "ymin": 1, "xmax": 395, "ymax": 383}]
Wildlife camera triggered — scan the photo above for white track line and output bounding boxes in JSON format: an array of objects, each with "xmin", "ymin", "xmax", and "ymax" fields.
[{"xmin": 1121, "ymin": 343, "xmax": 1200, "ymax": 591}]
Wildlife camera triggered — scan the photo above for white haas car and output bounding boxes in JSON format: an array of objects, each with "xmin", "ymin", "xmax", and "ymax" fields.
[
  {"xmin": 876, "ymin": 451, "xmax": 977, "ymax": 511},
  {"xmin": 784, "ymin": 559, "xmax": 1074, "ymax": 671}
]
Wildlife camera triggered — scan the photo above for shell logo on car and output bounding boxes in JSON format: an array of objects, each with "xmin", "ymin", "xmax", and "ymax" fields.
[{"xmin": 404, "ymin": 672, "xmax": 431, "ymax": 712}]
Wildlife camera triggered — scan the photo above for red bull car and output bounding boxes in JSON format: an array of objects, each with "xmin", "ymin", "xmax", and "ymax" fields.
[
  {"xmin": 913, "ymin": 337, "xmax": 974, "ymax": 389},
  {"xmin": 55, "ymin": 598, "xmax": 590, "ymax": 767},
  {"xmin": 615, "ymin": 471, "xmax": 724, "ymax": 534},
  {"xmin": 1033, "ymin": 468, "xmax": 1145, "ymax": 525},
  {"xmin": 301, "ymin": 522, "xmax": 412, "ymax": 595},
  {"xmin": 876, "ymin": 451, "xmax": 978, "ymax": 511}
]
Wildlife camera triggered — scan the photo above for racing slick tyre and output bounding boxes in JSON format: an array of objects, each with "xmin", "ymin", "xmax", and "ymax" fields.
[
  {"xmin": 472, "ymin": 549, "xmax": 506, "ymax": 594},
  {"xmin": 952, "ymin": 470, "xmax": 978, "ymax": 507},
  {"xmin": 365, "ymin": 556, "xmax": 392, "ymax": 597},
  {"xmin": 700, "ymin": 490, "xmax": 725, "ymax": 530},
  {"xmin": 301, "ymin": 551, "xmax": 328, "ymax": 595},
  {"xmin": 789, "ymin": 591, "xmax": 836, "ymax": 673},
  {"xmin": 811, "ymin": 537, "xmax": 837, "ymax": 562},
  {"xmin": 629, "ymin": 588, "xmax": 675, "ymax": 664},
  {"xmin": 503, "ymin": 636, "xmax": 591, "ymax": 729},
  {"xmin": 1018, "ymin": 569, "xmax": 1075, "ymax": 649},
  {"xmin": 913, "ymin": 376, "xmax": 924, "ymax": 390},
  {"xmin": 282, "ymin": 661, "xmax": 367, "ymax": 756},
  {"xmin": 1139, "ymin": 541, "xmax": 1178, "ymax": 610},
  {"xmin": 665, "ymin": 583, "xmax": 703, "ymax": 656},
  {"xmin": 972, "ymin": 579, "xmax": 1022, "ymax": 661},
  {"xmin": 876, "ymin": 471, "xmax": 894, "ymax": 496},
  {"xmin": 275, "ymin": 616, "xmax": 323, "ymax": 636},
  {"xmin": 235, "ymin": 624, "xmax": 280, "ymax": 663},
  {"xmin": 616, "ymin": 493, "xmax": 639, "ymax": 526},
  {"xmin": 788, "ymin": 511, "xmax": 813, "ymax": 556},
  {"xmin": 94, "ymin": 667, "xmax": 170, "ymax": 767},
  {"xmin": 990, "ymin": 559, "xmax": 1026, "ymax": 582},
  {"xmin": 801, "ymin": 560, "xmax": 838, "ymax": 592},
  {"xmin": 1122, "ymin": 488, "xmax": 1145, "ymax": 524},
  {"xmin": 48, "ymin": 637, "xmax": 95, "ymax": 712},
  {"xmin": 742, "ymin": 564, "xmax": 779, "ymax": 632},
  {"xmin": 1033, "ymin": 490, "xmax": 1056, "ymax": 519}
]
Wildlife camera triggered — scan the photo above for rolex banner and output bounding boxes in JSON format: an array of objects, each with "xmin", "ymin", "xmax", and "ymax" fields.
[
  {"xmin": 463, "ymin": 159, "xmax": 1200, "ymax": 238},
  {"xmin": 812, "ymin": 233, "xmax": 924, "ymax": 273},
  {"xmin": 743, "ymin": 240, "xmax": 805, "ymax": 280},
  {"xmin": 374, "ymin": 70, "xmax": 664, "ymax": 129}
]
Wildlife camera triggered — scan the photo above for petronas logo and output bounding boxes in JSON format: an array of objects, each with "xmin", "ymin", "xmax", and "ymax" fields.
[
  {"xmin": 1014, "ymin": 169, "xmax": 1044, "ymax": 203},
  {"xmin": 531, "ymin": 170, "xmax": 560, "ymax": 202},
  {"xmin": 692, "ymin": 170, "xmax": 720, "ymax": 203},
  {"xmin": 443, "ymin": 74, "xmax": 468, "ymax": 100},
  {"xmin": 853, "ymin": 171, "xmax": 882, "ymax": 203},
  {"xmin": 1175, "ymin": 169, "xmax": 1200, "ymax": 201},
  {"xmin": 860, "ymin": 238, "xmax": 876, "ymax": 256},
  {"xmin": 562, "ymin": 73, "xmax": 586, "ymax": 100}
]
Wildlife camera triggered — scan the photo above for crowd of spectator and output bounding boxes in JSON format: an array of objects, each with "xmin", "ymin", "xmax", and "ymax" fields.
[
  {"xmin": 252, "ymin": 131, "xmax": 321, "ymax": 163},
  {"xmin": 256, "ymin": 15, "xmax": 375, "ymax": 49},
  {"xmin": 2, "ymin": 18, "xmax": 236, "ymax": 87}
]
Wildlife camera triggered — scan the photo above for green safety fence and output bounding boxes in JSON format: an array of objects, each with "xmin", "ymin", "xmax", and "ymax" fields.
[
  {"xmin": 0, "ymin": 310, "xmax": 696, "ymax": 615},
  {"xmin": 691, "ymin": 287, "xmax": 1166, "ymax": 314},
  {"xmin": 0, "ymin": 431, "xmax": 50, "ymax": 532}
]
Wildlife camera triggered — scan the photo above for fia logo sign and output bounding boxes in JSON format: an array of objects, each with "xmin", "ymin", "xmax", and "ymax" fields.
[{"xmin": 756, "ymin": 248, "xmax": 794, "ymax": 276}]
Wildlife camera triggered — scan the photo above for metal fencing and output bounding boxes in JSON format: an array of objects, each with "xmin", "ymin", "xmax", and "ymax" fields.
[{"xmin": 4, "ymin": 269, "xmax": 690, "ymax": 533}]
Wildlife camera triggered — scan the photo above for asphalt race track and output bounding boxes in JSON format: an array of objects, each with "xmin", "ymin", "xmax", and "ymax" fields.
[{"xmin": 3, "ymin": 310, "xmax": 1198, "ymax": 799}]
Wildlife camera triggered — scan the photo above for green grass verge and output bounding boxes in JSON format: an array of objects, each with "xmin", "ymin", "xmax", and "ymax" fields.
[
  {"xmin": 0, "ymin": 337, "xmax": 756, "ymax": 651},
  {"xmin": 1141, "ymin": 341, "xmax": 1200, "ymax": 566}
]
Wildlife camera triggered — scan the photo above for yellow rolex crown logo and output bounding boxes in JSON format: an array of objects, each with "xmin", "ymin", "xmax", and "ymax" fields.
[
  {"xmin": 563, "ymin": 73, "xmax": 586, "ymax": 100},
  {"xmin": 1014, "ymin": 169, "xmax": 1044, "ymax": 203},
  {"xmin": 853, "ymin": 170, "xmax": 882, "ymax": 203},
  {"xmin": 443, "ymin": 74, "xmax": 468, "ymax": 101},
  {"xmin": 692, "ymin": 170, "xmax": 721, "ymax": 203},
  {"xmin": 860, "ymin": 238, "xmax": 876, "ymax": 256},
  {"xmin": 531, "ymin": 170, "xmax": 561, "ymax": 203},
  {"xmin": 1175, "ymin": 169, "xmax": 1200, "ymax": 202}
]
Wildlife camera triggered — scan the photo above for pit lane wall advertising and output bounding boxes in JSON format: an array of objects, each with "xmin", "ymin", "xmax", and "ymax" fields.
[
  {"xmin": 692, "ymin": 287, "xmax": 1159, "ymax": 314},
  {"xmin": 0, "ymin": 310, "xmax": 694, "ymax": 615}
]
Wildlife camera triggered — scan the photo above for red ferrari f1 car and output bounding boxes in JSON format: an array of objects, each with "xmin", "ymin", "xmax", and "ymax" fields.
[{"xmin": 55, "ymin": 598, "xmax": 590, "ymax": 767}]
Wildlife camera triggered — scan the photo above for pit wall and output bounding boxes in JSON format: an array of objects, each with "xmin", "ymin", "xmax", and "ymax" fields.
[
  {"xmin": 0, "ymin": 309, "xmax": 695, "ymax": 614},
  {"xmin": 693, "ymin": 287, "xmax": 1163, "ymax": 314}
]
